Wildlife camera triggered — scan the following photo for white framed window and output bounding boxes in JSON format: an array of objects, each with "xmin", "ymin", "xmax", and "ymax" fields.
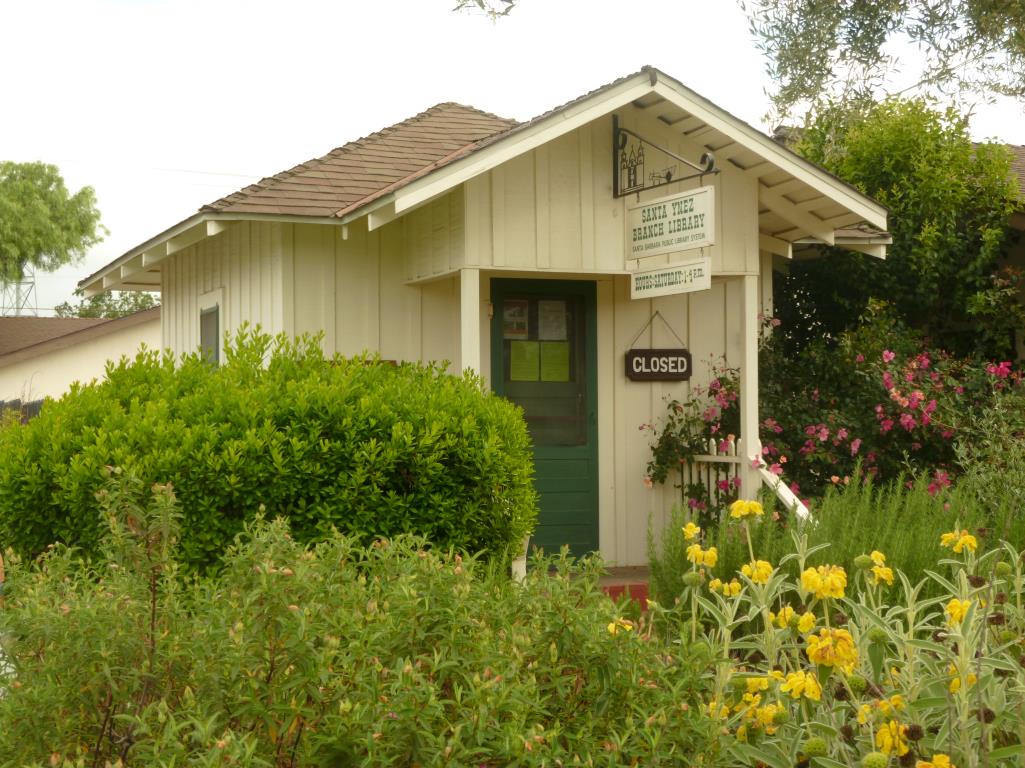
[{"xmin": 198, "ymin": 288, "xmax": 224, "ymax": 365}]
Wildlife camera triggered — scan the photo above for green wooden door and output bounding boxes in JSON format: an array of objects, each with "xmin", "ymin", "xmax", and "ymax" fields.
[{"xmin": 490, "ymin": 279, "xmax": 598, "ymax": 557}]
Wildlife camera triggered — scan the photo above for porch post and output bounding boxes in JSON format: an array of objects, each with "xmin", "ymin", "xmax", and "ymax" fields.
[
  {"xmin": 460, "ymin": 268, "xmax": 481, "ymax": 376},
  {"xmin": 739, "ymin": 274, "xmax": 762, "ymax": 498}
]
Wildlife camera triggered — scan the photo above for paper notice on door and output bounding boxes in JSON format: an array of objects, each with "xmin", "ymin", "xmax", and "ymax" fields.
[
  {"xmin": 540, "ymin": 341, "xmax": 570, "ymax": 382},
  {"xmin": 510, "ymin": 340, "xmax": 540, "ymax": 381},
  {"xmin": 538, "ymin": 300, "xmax": 567, "ymax": 340}
]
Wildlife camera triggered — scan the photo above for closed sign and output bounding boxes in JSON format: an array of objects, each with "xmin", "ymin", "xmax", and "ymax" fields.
[{"xmin": 625, "ymin": 349, "xmax": 692, "ymax": 381}]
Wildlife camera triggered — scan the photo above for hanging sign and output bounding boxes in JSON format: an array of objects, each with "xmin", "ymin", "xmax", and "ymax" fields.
[
  {"xmin": 627, "ymin": 186, "xmax": 715, "ymax": 260},
  {"xmin": 630, "ymin": 256, "xmax": 711, "ymax": 300},
  {"xmin": 625, "ymin": 349, "xmax": 693, "ymax": 381}
]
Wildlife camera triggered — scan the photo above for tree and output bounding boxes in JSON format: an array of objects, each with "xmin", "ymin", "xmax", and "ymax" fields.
[
  {"xmin": 452, "ymin": 0, "xmax": 514, "ymax": 18},
  {"xmin": 774, "ymin": 98, "xmax": 1021, "ymax": 357},
  {"xmin": 0, "ymin": 161, "xmax": 104, "ymax": 283},
  {"xmin": 54, "ymin": 289, "xmax": 158, "ymax": 319},
  {"xmin": 743, "ymin": 0, "xmax": 1025, "ymax": 118}
]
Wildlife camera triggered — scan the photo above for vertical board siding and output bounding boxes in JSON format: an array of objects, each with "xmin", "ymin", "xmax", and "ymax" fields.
[
  {"xmin": 401, "ymin": 188, "xmax": 465, "ymax": 282},
  {"xmin": 162, "ymin": 222, "xmax": 284, "ymax": 357},
  {"xmin": 463, "ymin": 109, "xmax": 760, "ymax": 281}
]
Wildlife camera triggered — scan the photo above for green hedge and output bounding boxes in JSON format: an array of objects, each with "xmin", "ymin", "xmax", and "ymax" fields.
[
  {"xmin": 0, "ymin": 475, "xmax": 711, "ymax": 766},
  {"xmin": 0, "ymin": 328, "xmax": 537, "ymax": 569}
]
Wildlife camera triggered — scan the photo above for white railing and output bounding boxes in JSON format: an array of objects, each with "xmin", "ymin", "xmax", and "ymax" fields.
[
  {"xmin": 683, "ymin": 437, "xmax": 744, "ymax": 510},
  {"xmin": 684, "ymin": 437, "xmax": 810, "ymax": 521}
]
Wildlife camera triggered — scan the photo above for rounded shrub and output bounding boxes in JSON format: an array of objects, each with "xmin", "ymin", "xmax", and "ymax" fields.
[{"xmin": 0, "ymin": 327, "xmax": 537, "ymax": 569}]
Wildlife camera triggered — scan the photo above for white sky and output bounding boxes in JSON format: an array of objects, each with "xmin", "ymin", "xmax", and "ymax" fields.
[{"xmin": 2, "ymin": 0, "xmax": 1023, "ymax": 312}]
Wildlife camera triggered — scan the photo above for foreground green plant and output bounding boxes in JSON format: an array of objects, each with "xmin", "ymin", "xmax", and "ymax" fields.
[
  {"xmin": 0, "ymin": 471, "xmax": 710, "ymax": 767},
  {"xmin": 651, "ymin": 497, "xmax": 1025, "ymax": 768}
]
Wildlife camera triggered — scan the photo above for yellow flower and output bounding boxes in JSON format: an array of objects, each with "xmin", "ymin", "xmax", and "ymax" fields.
[
  {"xmin": 709, "ymin": 577, "xmax": 723, "ymax": 592},
  {"xmin": 754, "ymin": 703, "xmax": 782, "ymax": 734},
  {"xmin": 945, "ymin": 598, "xmax": 971, "ymax": 626},
  {"xmin": 797, "ymin": 611, "xmax": 817, "ymax": 634},
  {"xmin": 917, "ymin": 754, "xmax": 954, "ymax": 768},
  {"xmin": 806, "ymin": 628, "xmax": 858, "ymax": 671},
  {"xmin": 771, "ymin": 605, "xmax": 795, "ymax": 629},
  {"xmin": 940, "ymin": 529, "xmax": 977, "ymax": 554},
  {"xmin": 871, "ymin": 565, "xmax": 894, "ymax": 586},
  {"xmin": 801, "ymin": 564, "xmax": 847, "ymax": 600},
  {"xmin": 682, "ymin": 521, "xmax": 701, "ymax": 541},
  {"xmin": 948, "ymin": 663, "xmax": 977, "ymax": 693},
  {"xmin": 686, "ymin": 543, "xmax": 718, "ymax": 568},
  {"xmin": 870, "ymin": 550, "xmax": 886, "ymax": 566},
  {"xmin": 779, "ymin": 670, "xmax": 822, "ymax": 701},
  {"xmin": 607, "ymin": 618, "xmax": 634, "ymax": 635},
  {"xmin": 875, "ymin": 720, "xmax": 909, "ymax": 756},
  {"xmin": 741, "ymin": 559, "xmax": 773, "ymax": 584},
  {"xmin": 723, "ymin": 578, "xmax": 742, "ymax": 596},
  {"xmin": 707, "ymin": 698, "xmax": 730, "ymax": 719},
  {"xmin": 729, "ymin": 499, "xmax": 764, "ymax": 519},
  {"xmin": 745, "ymin": 676, "xmax": 769, "ymax": 694}
]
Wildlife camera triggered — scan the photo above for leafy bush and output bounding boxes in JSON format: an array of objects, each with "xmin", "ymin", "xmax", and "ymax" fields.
[
  {"xmin": 649, "ymin": 497, "xmax": 1025, "ymax": 768},
  {"xmin": 0, "ymin": 472, "xmax": 711, "ymax": 766},
  {"xmin": 0, "ymin": 328, "xmax": 536, "ymax": 569}
]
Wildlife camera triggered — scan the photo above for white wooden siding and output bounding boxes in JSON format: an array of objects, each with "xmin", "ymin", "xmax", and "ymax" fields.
[
  {"xmin": 461, "ymin": 107, "xmax": 761, "ymax": 280},
  {"xmin": 162, "ymin": 221, "xmax": 286, "ymax": 357}
]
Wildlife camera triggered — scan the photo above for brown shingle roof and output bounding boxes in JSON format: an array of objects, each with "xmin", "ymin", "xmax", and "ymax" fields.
[
  {"xmin": 201, "ymin": 103, "xmax": 518, "ymax": 218},
  {"xmin": 0, "ymin": 317, "xmax": 109, "ymax": 357}
]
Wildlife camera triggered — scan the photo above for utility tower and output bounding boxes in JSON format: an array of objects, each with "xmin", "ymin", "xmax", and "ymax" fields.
[{"xmin": 0, "ymin": 268, "xmax": 39, "ymax": 316}]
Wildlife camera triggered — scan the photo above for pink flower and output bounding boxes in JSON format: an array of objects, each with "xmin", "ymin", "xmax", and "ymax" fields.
[
  {"xmin": 882, "ymin": 350, "xmax": 896, "ymax": 363},
  {"xmin": 750, "ymin": 457, "xmax": 763, "ymax": 469},
  {"xmin": 789, "ymin": 481, "xmax": 800, "ymax": 494},
  {"xmin": 923, "ymin": 399, "xmax": 937, "ymax": 414},
  {"xmin": 718, "ymin": 438, "xmax": 732, "ymax": 453},
  {"xmin": 916, "ymin": 353, "xmax": 931, "ymax": 369},
  {"xmin": 770, "ymin": 317, "xmax": 782, "ymax": 328},
  {"xmin": 642, "ymin": 475, "xmax": 653, "ymax": 489},
  {"xmin": 880, "ymin": 419, "xmax": 894, "ymax": 434},
  {"xmin": 769, "ymin": 463, "xmax": 783, "ymax": 476},
  {"xmin": 836, "ymin": 428, "xmax": 849, "ymax": 441},
  {"xmin": 850, "ymin": 438, "xmax": 862, "ymax": 456},
  {"xmin": 941, "ymin": 430, "xmax": 954, "ymax": 439},
  {"xmin": 907, "ymin": 391, "xmax": 923, "ymax": 409},
  {"xmin": 717, "ymin": 479, "xmax": 730, "ymax": 491},
  {"xmin": 882, "ymin": 372, "xmax": 895, "ymax": 390},
  {"xmin": 855, "ymin": 353, "xmax": 865, "ymax": 363},
  {"xmin": 702, "ymin": 406, "xmax": 719, "ymax": 422},
  {"xmin": 987, "ymin": 361, "xmax": 1013, "ymax": 379},
  {"xmin": 899, "ymin": 413, "xmax": 916, "ymax": 431}
]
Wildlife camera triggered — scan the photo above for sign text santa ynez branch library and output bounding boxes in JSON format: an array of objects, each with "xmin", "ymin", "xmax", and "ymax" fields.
[{"xmin": 627, "ymin": 186, "xmax": 715, "ymax": 259}]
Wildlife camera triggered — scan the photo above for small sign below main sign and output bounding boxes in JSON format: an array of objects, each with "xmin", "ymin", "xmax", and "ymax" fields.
[
  {"xmin": 630, "ymin": 256, "xmax": 711, "ymax": 300},
  {"xmin": 625, "ymin": 349, "xmax": 693, "ymax": 381},
  {"xmin": 627, "ymin": 185, "xmax": 715, "ymax": 260}
]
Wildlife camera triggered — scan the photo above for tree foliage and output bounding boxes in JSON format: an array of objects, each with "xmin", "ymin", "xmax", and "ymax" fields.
[
  {"xmin": 0, "ymin": 161, "xmax": 104, "ymax": 283},
  {"xmin": 743, "ymin": 0, "xmax": 1025, "ymax": 118},
  {"xmin": 775, "ymin": 98, "xmax": 1021, "ymax": 357},
  {"xmin": 54, "ymin": 288, "xmax": 158, "ymax": 319},
  {"xmin": 452, "ymin": 0, "xmax": 514, "ymax": 19}
]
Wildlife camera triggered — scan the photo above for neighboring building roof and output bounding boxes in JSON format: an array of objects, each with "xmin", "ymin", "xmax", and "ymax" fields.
[
  {"xmin": 0, "ymin": 316, "xmax": 108, "ymax": 357},
  {"xmin": 0, "ymin": 307, "xmax": 161, "ymax": 368},
  {"xmin": 201, "ymin": 103, "xmax": 518, "ymax": 219},
  {"xmin": 81, "ymin": 66, "xmax": 890, "ymax": 294}
]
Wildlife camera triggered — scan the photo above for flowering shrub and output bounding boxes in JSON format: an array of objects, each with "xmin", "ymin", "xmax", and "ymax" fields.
[
  {"xmin": 653, "ymin": 499, "xmax": 1025, "ymax": 768},
  {"xmin": 644, "ymin": 360, "xmax": 741, "ymax": 521},
  {"xmin": 758, "ymin": 305, "xmax": 1021, "ymax": 500}
]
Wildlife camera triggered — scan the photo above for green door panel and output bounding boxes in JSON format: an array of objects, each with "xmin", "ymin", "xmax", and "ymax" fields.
[{"xmin": 490, "ymin": 279, "xmax": 598, "ymax": 558}]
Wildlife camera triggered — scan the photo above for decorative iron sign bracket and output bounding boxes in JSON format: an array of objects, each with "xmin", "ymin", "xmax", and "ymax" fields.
[{"xmin": 612, "ymin": 114, "xmax": 718, "ymax": 198}]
